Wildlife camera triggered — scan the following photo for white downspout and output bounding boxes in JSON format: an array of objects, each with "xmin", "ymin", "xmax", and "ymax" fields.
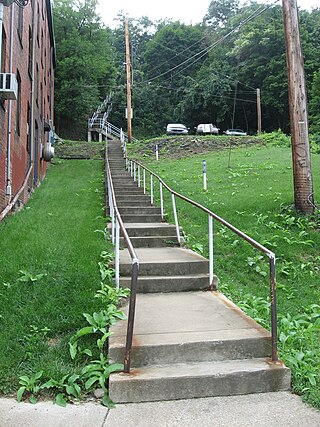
[{"xmin": 5, "ymin": 2, "xmax": 14, "ymax": 197}]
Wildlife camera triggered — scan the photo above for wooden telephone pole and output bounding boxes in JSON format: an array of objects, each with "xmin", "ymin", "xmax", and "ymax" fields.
[
  {"xmin": 125, "ymin": 18, "xmax": 132, "ymax": 143},
  {"xmin": 282, "ymin": 0, "xmax": 314, "ymax": 214},
  {"xmin": 256, "ymin": 88, "xmax": 262, "ymax": 134}
]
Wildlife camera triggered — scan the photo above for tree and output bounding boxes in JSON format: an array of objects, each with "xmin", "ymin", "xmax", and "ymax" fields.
[
  {"xmin": 204, "ymin": 0, "xmax": 240, "ymax": 27},
  {"xmin": 53, "ymin": 0, "xmax": 116, "ymax": 138}
]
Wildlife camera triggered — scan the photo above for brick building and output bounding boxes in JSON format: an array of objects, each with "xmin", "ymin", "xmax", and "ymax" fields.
[{"xmin": 0, "ymin": 0, "xmax": 55, "ymax": 217}]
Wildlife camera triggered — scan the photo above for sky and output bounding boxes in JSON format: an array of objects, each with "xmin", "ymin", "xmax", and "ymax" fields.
[{"xmin": 97, "ymin": 0, "xmax": 319, "ymax": 28}]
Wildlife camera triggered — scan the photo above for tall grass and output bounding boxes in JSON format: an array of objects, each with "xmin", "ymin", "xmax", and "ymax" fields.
[{"xmin": 0, "ymin": 159, "xmax": 110, "ymax": 394}]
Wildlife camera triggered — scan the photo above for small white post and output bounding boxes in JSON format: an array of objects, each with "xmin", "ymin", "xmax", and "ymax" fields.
[
  {"xmin": 138, "ymin": 165, "xmax": 141, "ymax": 187},
  {"xmin": 203, "ymin": 160, "xmax": 207, "ymax": 191},
  {"xmin": 143, "ymin": 169, "xmax": 146, "ymax": 194},
  {"xmin": 160, "ymin": 182, "xmax": 164, "ymax": 220},
  {"xmin": 151, "ymin": 174, "xmax": 154, "ymax": 205},
  {"xmin": 156, "ymin": 144, "xmax": 159, "ymax": 161},
  {"xmin": 133, "ymin": 162, "xmax": 136, "ymax": 182},
  {"xmin": 130, "ymin": 160, "xmax": 133, "ymax": 177},
  {"xmin": 115, "ymin": 218, "xmax": 120, "ymax": 289},
  {"xmin": 171, "ymin": 193, "xmax": 181, "ymax": 244},
  {"xmin": 209, "ymin": 215, "xmax": 214, "ymax": 286},
  {"xmin": 111, "ymin": 206, "xmax": 115, "ymax": 244}
]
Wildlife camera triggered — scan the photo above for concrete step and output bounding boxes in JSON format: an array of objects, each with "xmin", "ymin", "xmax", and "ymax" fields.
[
  {"xmin": 123, "ymin": 223, "xmax": 181, "ymax": 237},
  {"xmin": 120, "ymin": 248, "xmax": 209, "ymax": 276},
  {"xmin": 116, "ymin": 196, "xmax": 150, "ymax": 204},
  {"xmin": 109, "ymin": 292, "xmax": 290, "ymax": 403},
  {"xmin": 119, "ymin": 207, "xmax": 161, "ymax": 216},
  {"xmin": 120, "ymin": 235, "xmax": 180, "ymax": 248},
  {"xmin": 112, "ymin": 182, "xmax": 139, "ymax": 188},
  {"xmin": 120, "ymin": 273, "xmax": 210, "ymax": 293},
  {"xmin": 117, "ymin": 201, "xmax": 151, "ymax": 208},
  {"xmin": 114, "ymin": 188, "xmax": 145, "ymax": 194},
  {"xmin": 109, "ymin": 358, "xmax": 291, "ymax": 403},
  {"xmin": 109, "ymin": 292, "xmax": 271, "ymax": 365},
  {"xmin": 120, "ymin": 214, "xmax": 162, "ymax": 223}
]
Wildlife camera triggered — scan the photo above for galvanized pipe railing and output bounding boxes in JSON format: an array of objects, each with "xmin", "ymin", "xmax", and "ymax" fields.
[
  {"xmin": 105, "ymin": 146, "xmax": 139, "ymax": 373},
  {"xmin": 125, "ymin": 155, "xmax": 278, "ymax": 362}
]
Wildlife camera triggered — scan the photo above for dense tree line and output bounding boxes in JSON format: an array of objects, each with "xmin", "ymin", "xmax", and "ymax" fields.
[{"xmin": 52, "ymin": 0, "xmax": 320, "ymax": 140}]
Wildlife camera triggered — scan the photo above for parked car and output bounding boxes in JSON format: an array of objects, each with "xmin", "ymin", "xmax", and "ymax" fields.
[
  {"xmin": 196, "ymin": 123, "xmax": 219, "ymax": 135},
  {"xmin": 166, "ymin": 123, "xmax": 189, "ymax": 135},
  {"xmin": 224, "ymin": 129, "xmax": 247, "ymax": 136}
]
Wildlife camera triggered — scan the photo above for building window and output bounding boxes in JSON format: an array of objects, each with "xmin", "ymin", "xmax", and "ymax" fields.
[
  {"xmin": 16, "ymin": 71, "xmax": 21, "ymax": 136},
  {"xmin": 40, "ymin": 82, "xmax": 43, "ymax": 119},
  {"xmin": 1, "ymin": 28, "xmax": 6, "ymax": 73},
  {"xmin": 41, "ymin": 30, "xmax": 44, "ymax": 69},
  {"xmin": 27, "ymin": 102, "xmax": 31, "ymax": 153},
  {"xmin": 17, "ymin": 7, "xmax": 24, "ymax": 47},
  {"xmin": 28, "ymin": 27, "xmax": 32, "ymax": 78},
  {"xmin": 1, "ymin": 29, "xmax": 7, "ymax": 107},
  {"xmin": 36, "ymin": 64, "xmax": 39, "ymax": 107},
  {"xmin": 37, "ymin": 4, "xmax": 40, "ymax": 47}
]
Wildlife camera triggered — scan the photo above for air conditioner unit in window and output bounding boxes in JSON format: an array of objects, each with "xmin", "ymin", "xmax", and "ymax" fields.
[{"xmin": 0, "ymin": 73, "xmax": 18, "ymax": 100}]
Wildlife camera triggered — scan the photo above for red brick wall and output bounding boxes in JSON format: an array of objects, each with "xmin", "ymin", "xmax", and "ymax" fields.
[{"xmin": 0, "ymin": 0, "xmax": 54, "ymax": 214}]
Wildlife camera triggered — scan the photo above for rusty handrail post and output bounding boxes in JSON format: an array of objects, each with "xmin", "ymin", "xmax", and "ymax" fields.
[
  {"xmin": 269, "ymin": 254, "xmax": 278, "ymax": 362},
  {"xmin": 124, "ymin": 259, "xmax": 139, "ymax": 373}
]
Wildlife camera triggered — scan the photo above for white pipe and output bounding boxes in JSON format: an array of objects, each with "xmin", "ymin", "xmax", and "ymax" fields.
[
  {"xmin": 209, "ymin": 215, "xmax": 214, "ymax": 286},
  {"xmin": 6, "ymin": 3, "xmax": 15, "ymax": 197},
  {"xmin": 133, "ymin": 162, "xmax": 136, "ymax": 182},
  {"xmin": 115, "ymin": 219, "xmax": 120, "ymax": 289},
  {"xmin": 143, "ymin": 169, "xmax": 146, "ymax": 195},
  {"xmin": 30, "ymin": 0, "xmax": 36, "ymax": 173},
  {"xmin": 138, "ymin": 165, "xmax": 140, "ymax": 187},
  {"xmin": 171, "ymin": 193, "xmax": 181, "ymax": 244},
  {"xmin": 150, "ymin": 174, "xmax": 154, "ymax": 205},
  {"xmin": 160, "ymin": 182, "xmax": 164, "ymax": 220}
]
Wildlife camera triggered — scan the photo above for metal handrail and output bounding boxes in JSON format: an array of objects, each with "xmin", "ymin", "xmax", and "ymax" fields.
[
  {"xmin": 105, "ymin": 144, "xmax": 139, "ymax": 373},
  {"xmin": 124, "ymin": 153, "xmax": 278, "ymax": 362}
]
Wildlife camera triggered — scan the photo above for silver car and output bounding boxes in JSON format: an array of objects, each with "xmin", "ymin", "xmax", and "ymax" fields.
[
  {"xmin": 166, "ymin": 123, "xmax": 189, "ymax": 135},
  {"xmin": 225, "ymin": 129, "xmax": 247, "ymax": 136}
]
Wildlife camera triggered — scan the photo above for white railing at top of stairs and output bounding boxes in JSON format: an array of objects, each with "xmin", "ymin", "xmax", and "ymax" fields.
[{"xmin": 105, "ymin": 121, "xmax": 139, "ymax": 144}]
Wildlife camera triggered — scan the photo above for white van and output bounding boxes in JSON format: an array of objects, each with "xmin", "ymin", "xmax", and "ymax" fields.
[{"xmin": 196, "ymin": 123, "xmax": 219, "ymax": 135}]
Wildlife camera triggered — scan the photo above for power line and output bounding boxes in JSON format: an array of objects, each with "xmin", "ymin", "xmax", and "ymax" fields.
[{"xmin": 140, "ymin": 0, "xmax": 280, "ymax": 90}]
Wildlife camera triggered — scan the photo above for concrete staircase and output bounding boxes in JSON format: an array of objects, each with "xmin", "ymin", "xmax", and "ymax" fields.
[{"xmin": 107, "ymin": 139, "xmax": 291, "ymax": 403}]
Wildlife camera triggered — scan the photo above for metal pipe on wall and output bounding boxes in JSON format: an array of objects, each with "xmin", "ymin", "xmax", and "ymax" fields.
[{"xmin": 5, "ymin": 2, "xmax": 14, "ymax": 197}]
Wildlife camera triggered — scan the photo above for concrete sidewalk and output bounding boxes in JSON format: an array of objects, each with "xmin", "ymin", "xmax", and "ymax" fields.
[{"xmin": 1, "ymin": 392, "xmax": 319, "ymax": 427}]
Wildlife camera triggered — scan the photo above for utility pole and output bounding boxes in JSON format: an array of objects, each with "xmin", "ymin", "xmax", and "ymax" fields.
[
  {"xmin": 256, "ymin": 88, "xmax": 262, "ymax": 134},
  {"xmin": 282, "ymin": 0, "xmax": 314, "ymax": 214},
  {"xmin": 125, "ymin": 18, "xmax": 132, "ymax": 143}
]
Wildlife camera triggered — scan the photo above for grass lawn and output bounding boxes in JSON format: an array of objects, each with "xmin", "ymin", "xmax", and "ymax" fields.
[
  {"xmin": 127, "ymin": 137, "xmax": 320, "ymax": 409},
  {"xmin": 0, "ymin": 159, "xmax": 110, "ymax": 395}
]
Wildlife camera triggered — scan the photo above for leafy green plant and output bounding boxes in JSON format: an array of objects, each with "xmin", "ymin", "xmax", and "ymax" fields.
[
  {"xmin": 19, "ymin": 325, "xmax": 51, "ymax": 361},
  {"xmin": 95, "ymin": 282, "xmax": 130, "ymax": 306},
  {"xmin": 17, "ymin": 371, "xmax": 44, "ymax": 404},
  {"xmin": 17, "ymin": 270, "xmax": 46, "ymax": 284},
  {"xmin": 81, "ymin": 353, "xmax": 123, "ymax": 407},
  {"xmin": 42, "ymin": 374, "xmax": 82, "ymax": 407}
]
